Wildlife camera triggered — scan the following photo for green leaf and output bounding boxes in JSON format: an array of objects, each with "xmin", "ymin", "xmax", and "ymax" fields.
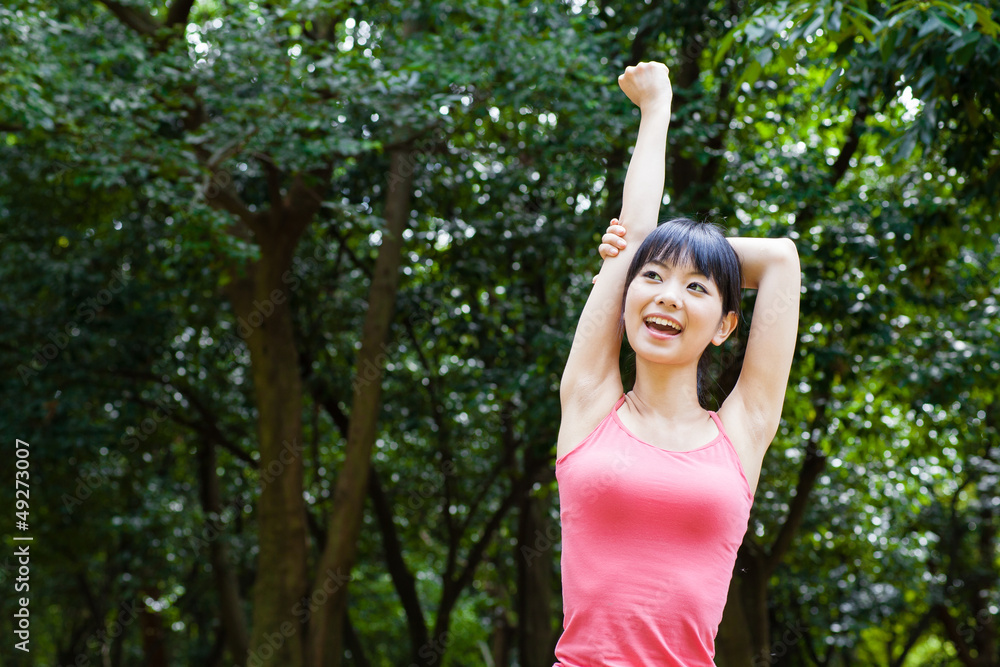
[
  {"xmin": 755, "ymin": 47, "xmax": 774, "ymax": 67},
  {"xmin": 929, "ymin": 9, "xmax": 963, "ymax": 37},
  {"xmin": 954, "ymin": 41, "xmax": 977, "ymax": 66},
  {"xmin": 829, "ymin": 1, "xmax": 844, "ymax": 33},
  {"xmin": 803, "ymin": 10, "xmax": 826, "ymax": 37},
  {"xmin": 848, "ymin": 13, "xmax": 877, "ymax": 42},
  {"xmin": 714, "ymin": 26, "xmax": 739, "ymax": 68},
  {"xmin": 949, "ymin": 29, "xmax": 981, "ymax": 52},
  {"xmin": 917, "ymin": 14, "xmax": 943, "ymax": 38},
  {"xmin": 962, "ymin": 7, "xmax": 978, "ymax": 27},
  {"xmin": 847, "ymin": 5, "xmax": 881, "ymax": 27},
  {"xmin": 887, "ymin": 7, "xmax": 915, "ymax": 29},
  {"xmin": 821, "ymin": 67, "xmax": 842, "ymax": 94},
  {"xmin": 745, "ymin": 21, "xmax": 766, "ymax": 42},
  {"xmin": 880, "ymin": 27, "xmax": 898, "ymax": 63},
  {"xmin": 895, "ymin": 131, "xmax": 918, "ymax": 162},
  {"xmin": 739, "ymin": 58, "xmax": 763, "ymax": 88}
]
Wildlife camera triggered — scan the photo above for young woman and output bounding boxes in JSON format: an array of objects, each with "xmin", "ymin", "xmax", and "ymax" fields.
[{"xmin": 555, "ymin": 62, "xmax": 801, "ymax": 666}]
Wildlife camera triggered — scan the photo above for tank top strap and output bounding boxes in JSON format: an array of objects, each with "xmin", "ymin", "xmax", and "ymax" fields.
[
  {"xmin": 707, "ymin": 410, "xmax": 726, "ymax": 439},
  {"xmin": 707, "ymin": 410, "xmax": 752, "ymax": 499}
]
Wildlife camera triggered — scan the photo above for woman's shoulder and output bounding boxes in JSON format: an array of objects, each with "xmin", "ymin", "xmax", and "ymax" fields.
[{"xmin": 556, "ymin": 384, "xmax": 624, "ymax": 462}]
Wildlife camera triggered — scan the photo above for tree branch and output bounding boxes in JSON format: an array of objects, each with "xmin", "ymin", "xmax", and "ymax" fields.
[
  {"xmin": 282, "ymin": 167, "xmax": 333, "ymax": 241},
  {"xmin": 307, "ymin": 145, "xmax": 416, "ymax": 666},
  {"xmin": 828, "ymin": 105, "xmax": 870, "ymax": 186},
  {"xmin": 109, "ymin": 369, "xmax": 257, "ymax": 468},
  {"xmin": 458, "ymin": 403, "xmax": 518, "ymax": 537},
  {"xmin": 191, "ymin": 143, "xmax": 266, "ymax": 234},
  {"xmin": 165, "ymin": 0, "xmax": 196, "ymax": 28},
  {"xmin": 76, "ymin": 570, "xmax": 104, "ymax": 623},
  {"xmin": 889, "ymin": 609, "xmax": 934, "ymax": 667},
  {"xmin": 305, "ymin": 503, "xmax": 328, "ymax": 553},
  {"xmin": 368, "ymin": 469, "xmax": 430, "ymax": 658},
  {"xmin": 129, "ymin": 394, "xmax": 256, "ymax": 468},
  {"xmin": 433, "ymin": 475, "xmax": 524, "ymax": 642},
  {"xmin": 318, "ymin": 394, "xmax": 350, "ymax": 437},
  {"xmin": 764, "ymin": 443, "xmax": 826, "ymax": 576},
  {"xmin": 253, "ymin": 151, "xmax": 286, "ymax": 212},
  {"xmin": 764, "ymin": 389, "xmax": 830, "ymax": 575},
  {"xmin": 796, "ymin": 103, "xmax": 871, "ymax": 227},
  {"xmin": 326, "ymin": 225, "xmax": 373, "ymax": 280},
  {"xmin": 457, "ymin": 489, "xmax": 520, "ymax": 595},
  {"xmin": 207, "ymin": 129, "xmax": 259, "ymax": 170},
  {"xmin": 96, "ymin": 0, "xmax": 161, "ymax": 37},
  {"xmin": 933, "ymin": 603, "xmax": 976, "ymax": 665}
]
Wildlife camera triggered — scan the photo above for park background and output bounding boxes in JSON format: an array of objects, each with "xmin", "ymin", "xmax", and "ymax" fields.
[{"xmin": 1, "ymin": 0, "xmax": 999, "ymax": 665}]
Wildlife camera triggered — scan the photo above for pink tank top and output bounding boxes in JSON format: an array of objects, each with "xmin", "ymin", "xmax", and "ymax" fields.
[{"xmin": 554, "ymin": 394, "xmax": 753, "ymax": 666}]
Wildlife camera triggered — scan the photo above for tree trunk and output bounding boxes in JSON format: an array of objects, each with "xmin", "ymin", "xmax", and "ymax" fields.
[
  {"xmin": 306, "ymin": 147, "xmax": 415, "ymax": 667},
  {"xmin": 140, "ymin": 586, "xmax": 169, "ymax": 667},
  {"xmin": 715, "ymin": 572, "xmax": 754, "ymax": 667},
  {"xmin": 715, "ymin": 546, "xmax": 769, "ymax": 667},
  {"xmin": 517, "ymin": 480, "xmax": 555, "ymax": 667},
  {"xmin": 197, "ymin": 438, "xmax": 250, "ymax": 663},
  {"xmin": 228, "ymin": 219, "xmax": 310, "ymax": 667},
  {"xmin": 492, "ymin": 610, "xmax": 512, "ymax": 667},
  {"xmin": 669, "ymin": 32, "xmax": 702, "ymax": 208},
  {"xmin": 742, "ymin": 552, "xmax": 772, "ymax": 665}
]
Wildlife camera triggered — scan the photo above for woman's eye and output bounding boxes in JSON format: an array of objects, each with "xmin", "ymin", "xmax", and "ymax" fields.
[
  {"xmin": 644, "ymin": 271, "xmax": 661, "ymax": 281},
  {"xmin": 689, "ymin": 283, "xmax": 707, "ymax": 292}
]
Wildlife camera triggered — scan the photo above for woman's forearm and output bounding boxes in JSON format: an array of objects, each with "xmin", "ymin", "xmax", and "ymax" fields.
[
  {"xmin": 613, "ymin": 62, "xmax": 673, "ymax": 234},
  {"xmin": 727, "ymin": 237, "xmax": 799, "ymax": 290},
  {"xmin": 617, "ymin": 104, "xmax": 671, "ymax": 233}
]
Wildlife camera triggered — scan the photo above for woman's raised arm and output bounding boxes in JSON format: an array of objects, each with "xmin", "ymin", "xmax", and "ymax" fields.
[
  {"xmin": 558, "ymin": 62, "xmax": 673, "ymax": 457},
  {"xmin": 721, "ymin": 237, "xmax": 801, "ymax": 451}
]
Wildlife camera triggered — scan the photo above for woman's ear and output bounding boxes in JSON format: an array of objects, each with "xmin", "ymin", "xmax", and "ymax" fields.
[{"xmin": 711, "ymin": 311, "xmax": 739, "ymax": 346}]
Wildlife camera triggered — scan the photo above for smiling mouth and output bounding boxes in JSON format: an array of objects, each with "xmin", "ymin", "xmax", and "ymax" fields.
[{"xmin": 643, "ymin": 316, "xmax": 682, "ymax": 337}]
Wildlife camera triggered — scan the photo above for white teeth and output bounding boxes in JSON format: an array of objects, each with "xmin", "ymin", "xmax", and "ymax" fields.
[{"xmin": 644, "ymin": 316, "xmax": 681, "ymax": 331}]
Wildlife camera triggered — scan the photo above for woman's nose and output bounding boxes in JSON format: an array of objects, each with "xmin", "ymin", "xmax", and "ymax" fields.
[{"xmin": 655, "ymin": 282, "xmax": 682, "ymax": 308}]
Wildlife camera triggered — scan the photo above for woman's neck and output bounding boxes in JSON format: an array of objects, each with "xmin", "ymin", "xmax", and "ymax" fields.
[{"xmin": 629, "ymin": 358, "xmax": 703, "ymax": 422}]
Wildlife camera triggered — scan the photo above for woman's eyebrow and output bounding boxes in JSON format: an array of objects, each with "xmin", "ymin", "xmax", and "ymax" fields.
[{"xmin": 647, "ymin": 260, "xmax": 710, "ymax": 279}]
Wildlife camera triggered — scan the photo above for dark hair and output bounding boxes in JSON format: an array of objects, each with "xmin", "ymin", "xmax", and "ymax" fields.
[{"xmin": 617, "ymin": 218, "xmax": 743, "ymax": 406}]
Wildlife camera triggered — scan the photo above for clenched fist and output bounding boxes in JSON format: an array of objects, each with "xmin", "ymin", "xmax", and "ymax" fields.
[{"xmin": 618, "ymin": 61, "xmax": 672, "ymax": 113}]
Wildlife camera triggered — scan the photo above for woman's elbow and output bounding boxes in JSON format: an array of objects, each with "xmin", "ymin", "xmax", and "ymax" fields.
[
  {"xmin": 776, "ymin": 238, "xmax": 800, "ymax": 269},
  {"xmin": 779, "ymin": 237, "xmax": 798, "ymax": 259}
]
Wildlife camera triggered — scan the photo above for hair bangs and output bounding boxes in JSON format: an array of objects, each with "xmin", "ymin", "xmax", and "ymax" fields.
[{"xmin": 644, "ymin": 224, "xmax": 731, "ymax": 288}]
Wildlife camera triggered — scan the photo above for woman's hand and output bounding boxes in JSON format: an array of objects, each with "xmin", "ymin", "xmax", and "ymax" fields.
[
  {"xmin": 618, "ymin": 62, "xmax": 672, "ymax": 113},
  {"xmin": 592, "ymin": 219, "xmax": 629, "ymax": 284}
]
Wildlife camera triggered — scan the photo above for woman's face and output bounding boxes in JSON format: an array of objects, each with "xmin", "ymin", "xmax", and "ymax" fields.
[{"xmin": 623, "ymin": 258, "xmax": 731, "ymax": 367}]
